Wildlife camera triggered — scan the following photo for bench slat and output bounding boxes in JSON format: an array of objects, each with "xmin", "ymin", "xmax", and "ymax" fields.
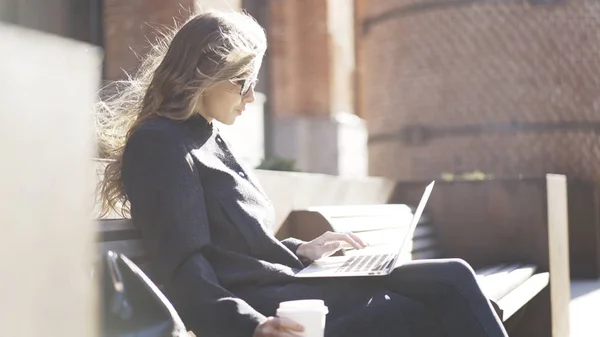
[
  {"xmin": 97, "ymin": 218, "xmax": 136, "ymax": 233},
  {"xmin": 99, "ymin": 239, "xmax": 145, "ymax": 260},
  {"xmin": 411, "ymin": 237, "xmax": 438, "ymax": 252},
  {"xmin": 412, "ymin": 249, "xmax": 442, "ymax": 260},
  {"xmin": 496, "ymin": 272, "xmax": 550, "ymax": 321},
  {"xmin": 476, "ymin": 264, "xmax": 537, "ymax": 302},
  {"xmin": 331, "ymin": 220, "xmax": 435, "ymax": 239},
  {"xmin": 327, "ymin": 214, "xmax": 416, "ymax": 233},
  {"xmin": 347, "ymin": 227, "xmax": 437, "ymax": 252},
  {"xmin": 343, "ymin": 241, "xmax": 441, "ymax": 259},
  {"xmin": 97, "ymin": 219, "xmax": 141, "ymax": 242},
  {"xmin": 307, "ymin": 204, "xmax": 413, "ymax": 217},
  {"xmin": 413, "ymin": 225, "xmax": 435, "ymax": 239},
  {"xmin": 100, "ymin": 229, "xmax": 141, "ymax": 242},
  {"xmin": 475, "ymin": 264, "xmax": 511, "ymax": 277},
  {"xmin": 325, "ymin": 216, "xmax": 433, "ymax": 234},
  {"xmin": 354, "ymin": 228, "xmax": 404, "ymax": 246}
]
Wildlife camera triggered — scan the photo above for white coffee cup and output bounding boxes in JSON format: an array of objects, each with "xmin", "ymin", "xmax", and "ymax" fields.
[{"xmin": 276, "ymin": 299, "xmax": 329, "ymax": 337}]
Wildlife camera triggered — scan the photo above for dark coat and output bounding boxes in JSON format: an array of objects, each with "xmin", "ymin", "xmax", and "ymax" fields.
[{"xmin": 121, "ymin": 115, "xmax": 308, "ymax": 337}]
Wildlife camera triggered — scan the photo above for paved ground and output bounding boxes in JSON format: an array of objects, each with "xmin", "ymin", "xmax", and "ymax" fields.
[{"xmin": 570, "ymin": 278, "xmax": 600, "ymax": 337}]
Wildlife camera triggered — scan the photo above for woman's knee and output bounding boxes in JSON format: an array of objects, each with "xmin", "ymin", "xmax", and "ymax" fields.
[
  {"xmin": 442, "ymin": 258, "xmax": 475, "ymax": 272},
  {"xmin": 433, "ymin": 258, "xmax": 478, "ymax": 284},
  {"xmin": 390, "ymin": 258, "xmax": 479, "ymax": 287},
  {"xmin": 401, "ymin": 258, "xmax": 476, "ymax": 282},
  {"xmin": 440, "ymin": 258, "xmax": 475, "ymax": 278}
]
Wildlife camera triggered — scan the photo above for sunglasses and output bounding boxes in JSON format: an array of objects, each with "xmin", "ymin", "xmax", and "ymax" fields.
[{"xmin": 231, "ymin": 78, "xmax": 259, "ymax": 96}]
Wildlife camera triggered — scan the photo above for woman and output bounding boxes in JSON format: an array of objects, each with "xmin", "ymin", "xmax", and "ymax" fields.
[{"xmin": 98, "ymin": 11, "xmax": 509, "ymax": 337}]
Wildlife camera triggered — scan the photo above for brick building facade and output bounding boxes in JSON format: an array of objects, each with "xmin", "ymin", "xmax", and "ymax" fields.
[
  {"xmin": 6, "ymin": 0, "xmax": 598, "ymax": 182},
  {"xmin": 356, "ymin": 0, "xmax": 600, "ymax": 182}
]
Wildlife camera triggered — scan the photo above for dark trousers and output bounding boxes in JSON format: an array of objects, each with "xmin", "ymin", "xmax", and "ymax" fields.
[{"xmin": 234, "ymin": 258, "xmax": 509, "ymax": 337}]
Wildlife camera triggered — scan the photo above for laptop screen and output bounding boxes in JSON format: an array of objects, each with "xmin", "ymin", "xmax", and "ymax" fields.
[{"xmin": 390, "ymin": 181, "xmax": 435, "ymax": 266}]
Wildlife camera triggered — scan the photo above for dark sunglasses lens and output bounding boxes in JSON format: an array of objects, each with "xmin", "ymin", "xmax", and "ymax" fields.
[
  {"xmin": 241, "ymin": 80, "xmax": 251, "ymax": 96},
  {"xmin": 241, "ymin": 79, "xmax": 258, "ymax": 96}
]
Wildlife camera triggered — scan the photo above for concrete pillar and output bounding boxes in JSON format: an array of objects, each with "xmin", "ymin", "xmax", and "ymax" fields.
[{"xmin": 268, "ymin": 0, "xmax": 367, "ymax": 176}]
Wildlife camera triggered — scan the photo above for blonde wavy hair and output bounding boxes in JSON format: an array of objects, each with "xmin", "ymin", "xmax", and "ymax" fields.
[{"xmin": 96, "ymin": 11, "xmax": 266, "ymax": 217}]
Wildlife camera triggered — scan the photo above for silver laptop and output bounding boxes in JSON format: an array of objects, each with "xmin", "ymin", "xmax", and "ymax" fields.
[{"xmin": 295, "ymin": 181, "xmax": 435, "ymax": 278}]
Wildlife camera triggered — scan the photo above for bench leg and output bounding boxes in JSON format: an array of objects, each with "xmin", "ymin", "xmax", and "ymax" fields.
[{"xmin": 508, "ymin": 288, "xmax": 552, "ymax": 337}]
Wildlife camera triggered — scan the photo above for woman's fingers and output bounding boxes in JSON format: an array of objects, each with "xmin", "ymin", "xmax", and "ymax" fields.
[
  {"xmin": 317, "ymin": 241, "xmax": 343, "ymax": 258},
  {"xmin": 276, "ymin": 317, "xmax": 304, "ymax": 332},
  {"xmin": 345, "ymin": 231, "xmax": 368, "ymax": 248},
  {"xmin": 320, "ymin": 231, "xmax": 366, "ymax": 250},
  {"xmin": 260, "ymin": 325, "xmax": 296, "ymax": 337},
  {"xmin": 255, "ymin": 317, "xmax": 304, "ymax": 337}
]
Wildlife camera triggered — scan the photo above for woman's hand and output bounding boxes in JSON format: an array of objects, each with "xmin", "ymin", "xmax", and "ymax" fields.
[
  {"xmin": 296, "ymin": 231, "xmax": 368, "ymax": 261},
  {"xmin": 253, "ymin": 317, "xmax": 304, "ymax": 337}
]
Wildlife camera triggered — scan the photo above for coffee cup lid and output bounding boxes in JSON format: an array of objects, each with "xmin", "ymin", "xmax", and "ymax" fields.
[{"xmin": 277, "ymin": 300, "xmax": 328, "ymax": 314}]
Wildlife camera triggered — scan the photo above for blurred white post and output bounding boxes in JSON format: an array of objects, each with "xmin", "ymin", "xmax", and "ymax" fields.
[
  {"xmin": 195, "ymin": 0, "xmax": 242, "ymax": 12},
  {"xmin": 0, "ymin": 24, "xmax": 101, "ymax": 336}
]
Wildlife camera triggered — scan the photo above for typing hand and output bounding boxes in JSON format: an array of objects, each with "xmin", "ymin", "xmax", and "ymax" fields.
[
  {"xmin": 254, "ymin": 317, "xmax": 304, "ymax": 337},
  {"xmin": 296, "ymin": 231, "xmax": 367, "ymax": 261}
]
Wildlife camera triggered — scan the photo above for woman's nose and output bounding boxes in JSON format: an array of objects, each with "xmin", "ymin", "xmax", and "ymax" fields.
[{"xmin": 243, "ymin": 86, "xmax": 256, "ymax": 104}]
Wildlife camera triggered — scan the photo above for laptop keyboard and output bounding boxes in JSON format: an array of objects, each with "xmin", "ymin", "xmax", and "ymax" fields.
[{"xmin": 337, "ymin": 253, "xmax": 393, "ymax": 273}]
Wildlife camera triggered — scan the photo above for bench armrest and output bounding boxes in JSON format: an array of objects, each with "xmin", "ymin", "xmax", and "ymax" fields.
[{"xmin": 392, "ymin": 174, "xmax": 571, "ymax": 337}]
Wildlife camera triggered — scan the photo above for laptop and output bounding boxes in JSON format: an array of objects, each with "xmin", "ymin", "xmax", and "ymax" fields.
[{"xmin": 295, "ymin": 181, "xmax": 435, "ymax": 278}]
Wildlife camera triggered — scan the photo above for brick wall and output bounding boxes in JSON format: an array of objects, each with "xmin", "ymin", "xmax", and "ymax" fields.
[
  {"xmin": 356, "ymin": 0, "xmax": 600, "ymax": 181},
  {"xmin": 103, "ymin": 0, "xmax": 195, "ymax": 81},
  {"xmin": 268, "ymin": 0, "xmax": 331, "ymax": 117}
]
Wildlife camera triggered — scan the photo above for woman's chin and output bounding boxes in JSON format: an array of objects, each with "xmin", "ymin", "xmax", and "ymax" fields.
[
  {"xmin": 225, "ymin": 119, "xmax": 238, "ymax": 126},
  {"xmin": 215, "ymin": 116, "xmax": 238, "ymax": 126}
]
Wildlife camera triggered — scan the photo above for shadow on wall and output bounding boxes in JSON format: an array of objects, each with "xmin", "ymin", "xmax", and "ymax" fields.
[
  {"xmin": 256, "ymin": 157, "xmax": 299, "ymax": 172},
  {"xmin": 570, "ymin": 279, "xmax": 600, "ymax": 300}
]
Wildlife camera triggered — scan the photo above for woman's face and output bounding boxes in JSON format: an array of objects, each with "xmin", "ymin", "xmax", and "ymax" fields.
[{"xmin": 199, "ymin": 76, "xmax": 258, "ymax": 125}]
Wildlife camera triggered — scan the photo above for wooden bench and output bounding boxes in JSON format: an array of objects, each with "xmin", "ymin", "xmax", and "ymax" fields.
[
  {"xmin": 96, "ymin": 175, "xmax": 570, "ymax": 337},
  {"xmin": 276, "ymin": 174, "xmax": 571, "ymax": 337}
]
